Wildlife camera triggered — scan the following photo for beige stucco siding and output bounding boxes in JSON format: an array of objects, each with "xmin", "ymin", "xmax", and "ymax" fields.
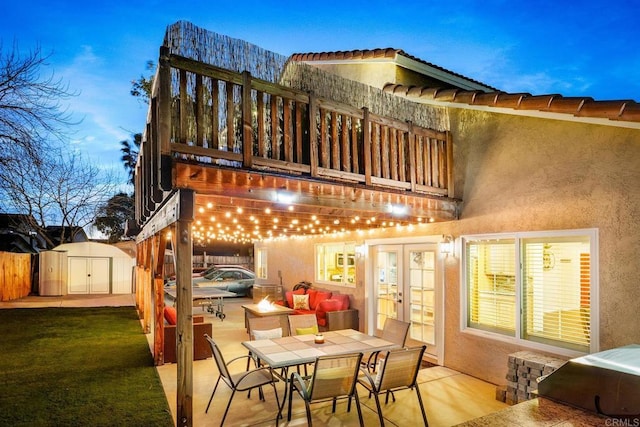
[
  {"xmin": 445, "ymin": 108, "xmax": 640, "ymax": 384},
  {"xmin": 255, "ymin": 106, "xmax": 640, "ymax": 387}
]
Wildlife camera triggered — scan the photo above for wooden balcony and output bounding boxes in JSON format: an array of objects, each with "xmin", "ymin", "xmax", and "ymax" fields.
[{"xmin": 135, "ymin": 47, "xmax": 459, "ymax": 241}]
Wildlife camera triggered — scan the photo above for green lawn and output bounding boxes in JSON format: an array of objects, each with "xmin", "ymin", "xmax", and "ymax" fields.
[{"xmin": 0, "ymin": 307, "xmax": 173, "ymax": 427}]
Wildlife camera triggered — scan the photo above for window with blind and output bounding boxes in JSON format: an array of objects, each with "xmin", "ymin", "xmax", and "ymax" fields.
[
  {"xmin": 466, "ymin": 239, "xmax": 517, "ymax": 336},
  {"xmin": 464, "ymin": 230, "xmax": 596, "ymax": 353}
]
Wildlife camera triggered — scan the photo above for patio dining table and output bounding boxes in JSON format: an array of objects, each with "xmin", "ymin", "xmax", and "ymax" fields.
[{"xmin": 242, "ymin": 329, "xmax": 399, "ymax": 418}]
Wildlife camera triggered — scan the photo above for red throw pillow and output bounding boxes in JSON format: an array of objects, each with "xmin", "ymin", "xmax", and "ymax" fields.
[
  {"xmin": 285, "ymin": 291, "xmax": 294, "ymax": 308},
  {"xmin": 332, "ymin": 294, "xmax": 350, "ymax": 310},
  {"xmin": 311, "ymin": 290, "xmax": 332, "ymax": 310},
  {"xmin": 306, "ymin": 289, "xmax": 318, "ymax": 309},
  {"xmin": 316, "ymin": 299, "xmax": 343, "ymax": 326},
  {"xmin": 163, "ymin": 306, "xmax": 177, "ymax": 325}
]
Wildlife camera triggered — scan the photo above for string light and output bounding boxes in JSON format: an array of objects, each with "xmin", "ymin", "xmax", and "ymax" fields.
[{"xmin": 188, "ymin": 199, "xmax": 438, "ymax": 244}]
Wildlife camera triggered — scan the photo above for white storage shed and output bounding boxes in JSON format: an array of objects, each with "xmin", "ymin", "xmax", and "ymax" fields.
[{"xmin": 40, "ymin": 242, "xmax": 134, "ymax": 295}]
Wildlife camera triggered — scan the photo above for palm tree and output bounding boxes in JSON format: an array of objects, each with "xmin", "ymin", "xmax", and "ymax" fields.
[{"xmin": 120, "ymin": 133, "xmax": 141, "ymax": 185}]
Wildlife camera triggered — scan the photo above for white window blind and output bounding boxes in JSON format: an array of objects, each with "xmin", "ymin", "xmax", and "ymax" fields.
[
  {"xmin": 466, "ymin": 239, "xmax": 516, "ymax": 336},
  {"xmin": 464, "ymin": 231, "xmax": 594, "ymax": 353},
  {"xmin": 522, "ymin": 238, "xmax": 590, "ymax": 352}
]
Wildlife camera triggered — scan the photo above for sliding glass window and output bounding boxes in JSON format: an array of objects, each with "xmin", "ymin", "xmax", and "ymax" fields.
[{"xmin": 463, "ymin": 230, "xmax": 596, "ymax": 354}]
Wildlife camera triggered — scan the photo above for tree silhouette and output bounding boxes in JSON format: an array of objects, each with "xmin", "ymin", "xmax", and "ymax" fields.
[{"xmin": 120, "ymin": 133, "xmax": 141, "ymax": 185}]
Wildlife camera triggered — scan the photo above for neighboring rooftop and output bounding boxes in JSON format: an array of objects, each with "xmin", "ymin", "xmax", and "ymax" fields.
[
  {"xmin": 291, "ymin": 47, "xmax": 639, "ymax": 127},
  {"xmin": 291, "ymin": 48, "xmax": 497, "ymax": 92}
]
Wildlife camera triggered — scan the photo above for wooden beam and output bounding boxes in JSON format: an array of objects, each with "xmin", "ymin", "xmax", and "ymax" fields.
[{"xmin": 136, "ymin": 190, "xmax": 183, "ymax": 243}]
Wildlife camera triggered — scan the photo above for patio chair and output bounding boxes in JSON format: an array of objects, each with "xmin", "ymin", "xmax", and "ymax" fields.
[
  {"xmin": 247, "ymin": 315, "xmax": 285, "ymax": 367},
  {"xmin": 358, "ymin": 345, "xmax": 428, "ymax": 426},
  {"xmin": 246, "ymin": 316, "xmax": 285, "ymax": 399},
  {"xmin": 288, "ymin": 314, "xmax": 319, "ymax": 375},
  {"xmin": 204, "ymin": 334, "xmax": 280, "ymax": 426},
  {"xmin": 248, "ymin": 316, "xmax": 285, "ymax": 340},
  {"xmin": 364, "ymin": 318, "xmax": 410, "ymax": 372},
  {"xmin": 288, "ymin": 314, "xmax": 319, "ymax": 336},
  {"xmin": 288, "ymin": 352, "xmax": 364, "ymax": 426}
]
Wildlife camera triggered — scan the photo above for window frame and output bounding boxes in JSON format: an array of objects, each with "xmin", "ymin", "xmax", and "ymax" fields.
[
  {"xmin": 255, "ymin": 248, "xmax": 267, "ymax": 279},
  {"xmin": 460, "ymin": 229, "xmax": 599, "ymax": 357},
  {"xmin": 314, "ymin": 241, "xmax": 357, "ymax": 287}
]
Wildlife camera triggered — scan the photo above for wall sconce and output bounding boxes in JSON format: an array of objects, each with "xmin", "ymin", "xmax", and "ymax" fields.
[{"xmin": 440, "ymin": 235, "xmax": 454, "ymax": 256}]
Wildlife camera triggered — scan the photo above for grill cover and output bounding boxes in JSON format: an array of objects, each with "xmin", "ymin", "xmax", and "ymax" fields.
[{"xmin": 537, "ymin": 344, "xmax": 640, "ymax": 418}]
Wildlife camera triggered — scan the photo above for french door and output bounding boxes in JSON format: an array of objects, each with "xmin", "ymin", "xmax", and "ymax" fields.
[{"xmin": 373, "ymin": 243, "xmax": 440, "ymax": 360}]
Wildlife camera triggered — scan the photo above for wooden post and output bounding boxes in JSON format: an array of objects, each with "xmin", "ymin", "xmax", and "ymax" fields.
[
  {"xmin": 176, "ymin": 189, "xmax": 194, "ymax": 427},
  {"xmin": 363, "ymin": 108, "xmax": 372, "ymax": 186},
  {"xmin": 446, "ymin": 130, "xmax": 455, "ymax": 198},
  {"xmin": 408, "ymin": 122, "xmax": 416, "ymax": 192},
  {"xmin": 143, "ymin": 239, "xmax": 153, "ymax": 334},
  {"xmin": 309, "ymin": 93, "xmax": 318, "ymax": 177},
  {"xmin": 242, "ymin": 71, "xmax": 253, "ymax": 168},
  {"xmin": 158, "ymin": 46, "xmax": 172, "ymax": 191},
  {"xmin": 153, "ymin": 233, "xmax": 168, "ymax": 366}
]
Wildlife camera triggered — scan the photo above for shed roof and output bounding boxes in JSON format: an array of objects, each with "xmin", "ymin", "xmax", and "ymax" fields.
[{"xmin": 53, "ymin": 242, "xmax": 133, "ymax": 258}]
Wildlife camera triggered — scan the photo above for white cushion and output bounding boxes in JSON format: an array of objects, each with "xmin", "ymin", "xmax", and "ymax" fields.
[
  {"xmin": 252, "ymin": 327, "xmax": 283, "ymax": 340},
  {"xmin": 293, "ymin": 294, "xmax": 310, "ymax": 310}
]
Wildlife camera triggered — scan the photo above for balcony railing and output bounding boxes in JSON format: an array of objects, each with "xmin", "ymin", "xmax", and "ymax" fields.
[{"xmin": 136, "ymin": 47, "xmax": 453, "ymax": 221}]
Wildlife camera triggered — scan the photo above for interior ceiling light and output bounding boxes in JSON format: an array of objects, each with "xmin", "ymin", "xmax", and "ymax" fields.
[
  {"xmin": 388, "ymin": 204, "xmax": 407, "ymax": 215},
  {"xmin": 275, "ymin": 191, "xmax": 295, "ymax": 205}
]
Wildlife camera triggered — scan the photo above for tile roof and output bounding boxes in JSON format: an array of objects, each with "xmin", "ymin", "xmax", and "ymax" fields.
[
  {"xmin": 290, "ymin": 48, "xmax": 497, "ymax": 91},
  {"xmin": 383, "ymin": 84, "xmax": 640, "ymax": 124},
  {"xmin": 290, "ymin": 48, "xmax": 640, "ymax": 125}
]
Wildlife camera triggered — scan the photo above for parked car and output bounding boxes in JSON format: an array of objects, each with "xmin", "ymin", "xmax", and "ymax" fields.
[
  {"xmin": 166, "ymin": 264, "xmax": 252, "ymax": 282},
  {"xmin": 197, "ymin": 264, "xmax": 253, "ymax": 278},
  {"xmin": 165, "ymin": 266, "xmax": 255, "ymax": 297}
]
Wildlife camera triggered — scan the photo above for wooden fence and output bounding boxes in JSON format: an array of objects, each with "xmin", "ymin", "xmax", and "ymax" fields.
[{"xmin": 0, "ymin": 252, "xmax": 32, "ymax": 301}]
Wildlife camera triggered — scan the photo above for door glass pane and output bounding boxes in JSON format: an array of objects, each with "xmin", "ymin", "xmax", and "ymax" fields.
[
  {"xmin": 376, "ymin": 250, "xmax": 398, "ymax": 329},
  {"xmin": 408, "ymin": 250, "xmax": 435, "ymax": 345}
]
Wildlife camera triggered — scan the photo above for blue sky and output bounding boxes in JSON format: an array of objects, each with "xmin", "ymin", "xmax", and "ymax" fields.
[{"xmin": 3, "ymin": 0, "xmax": 639, "ymax": 178}]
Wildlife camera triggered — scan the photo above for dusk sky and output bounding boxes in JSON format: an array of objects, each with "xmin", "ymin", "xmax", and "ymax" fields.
[{"xmin": 3, "ymin": 0, "xmax": 639, "ymax": 179}]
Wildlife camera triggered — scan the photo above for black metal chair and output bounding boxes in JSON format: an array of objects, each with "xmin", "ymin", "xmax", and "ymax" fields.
[
  {"xmin": 204, "ymin": 334, "xmax": 280, "ymax": 426},
  {"xmin": 358, "ymin": 345, "xmax": 428, "ymax": 426}
]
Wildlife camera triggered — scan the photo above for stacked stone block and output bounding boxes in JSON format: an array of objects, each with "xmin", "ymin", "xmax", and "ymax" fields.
[{"xmin": 504, "ymin": 351, "xmax": 566, "ymax": 405}]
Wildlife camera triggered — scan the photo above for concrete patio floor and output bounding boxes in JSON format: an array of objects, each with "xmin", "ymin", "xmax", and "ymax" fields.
[{"xmin": 1, "ymin": 293, "xmax": 508, "ymax": 426}]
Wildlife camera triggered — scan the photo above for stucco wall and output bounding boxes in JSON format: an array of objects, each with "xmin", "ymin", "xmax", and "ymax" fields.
[
  {"xmin": 255, "ymin": 106, "xmax": 640, "ymax": 386},
  {"xmin": 444, "ymin": 108, "xmax": 640, "ymax": 384}
]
